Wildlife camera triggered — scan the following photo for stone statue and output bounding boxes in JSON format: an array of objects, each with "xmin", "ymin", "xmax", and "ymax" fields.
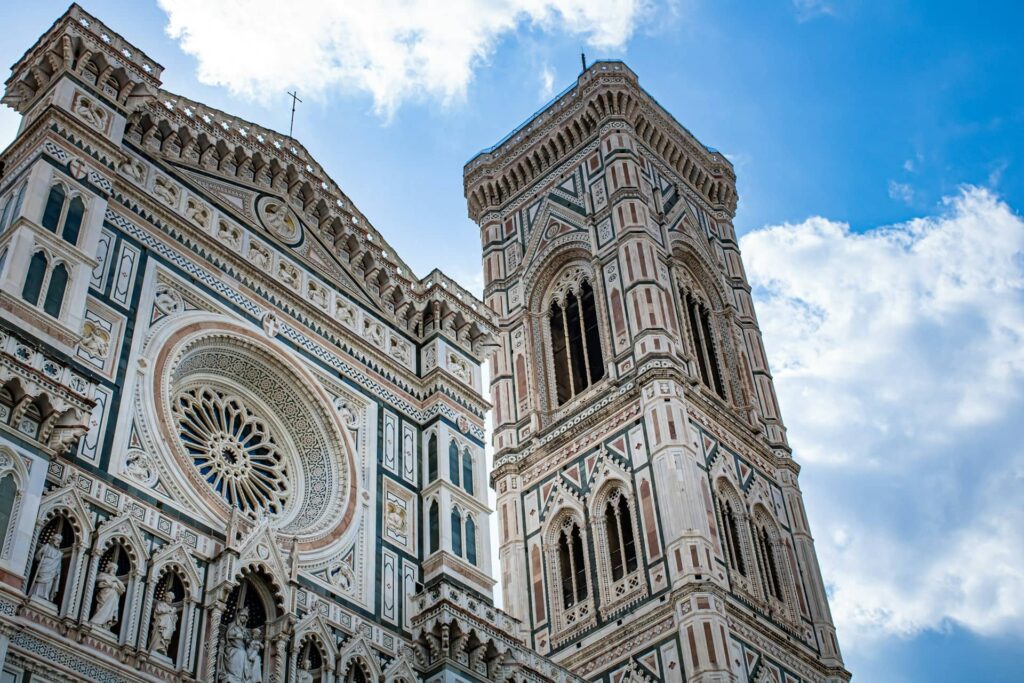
[
  {"xmin": 29, "ymin": 533, "xmax": 64, "ymax": 602},
  {"xmin": 296, "ymin": 656, "xmax": 314, "ymax": 683},
  {"xmin": 245, "ymin": 631, "xmax": 263, "ymax": 683},
  {"xmin": 221, "ymin": 608, "xmax": 250, "ymax": 683},
  {"xmin": 90, "ymin": 566, "xmax": 126, "ymax": 629},
  {"xmin": 149, "ymin": 593, "xmax": 181, "ymax": 656}
]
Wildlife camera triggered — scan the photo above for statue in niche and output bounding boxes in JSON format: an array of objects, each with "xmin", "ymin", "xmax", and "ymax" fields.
[
  {"xmin": 245, "ymin": 631, "xmax": 263, "ymax": 683},
  {"xmin": 30, "ymin": 533, "xmax": 63, "ymax": 602},
  {"xmin": 149, "ymin": 591, "xmax": 181, "ymax": 656},
  {"xmin": 221, "ymin": 608, "xmax": 250, "ymax": 683},
  {"xmin": 90, "ymin": 562, "xmax": 126, "ymax": 629},
  {"xmin": 296, "ymin": 656, "xmax": 314, "ymax": 683}
]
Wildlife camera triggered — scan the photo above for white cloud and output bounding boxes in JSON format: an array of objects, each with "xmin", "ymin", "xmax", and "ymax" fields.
[
  {"xmin": 791, "ymin": 0, "xmax": 837, "ymax": 22},
  {"xmin": 888, "ymin": 179, "xmax": 915, "ymax": 204},
  {"xmin": 539, "ymin": 63, "xmax": 557, "ymax": 100},
  {"xmin": 740, "ymin": 187, "xmax": 1024, "ymax": 646},
  {"xmin": 158, "ymin": 0, "xmax": 646, "ymax": 117}
]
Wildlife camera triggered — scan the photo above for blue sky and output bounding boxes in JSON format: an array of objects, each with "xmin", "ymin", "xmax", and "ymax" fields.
[{"xmin": 2, "ymin": 2, "xmax": 1022, "ymax": 681}]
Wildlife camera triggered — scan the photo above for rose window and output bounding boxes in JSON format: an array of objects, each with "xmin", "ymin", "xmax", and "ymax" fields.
[
  {"xmin": 153, "ymin": 324, "xmax": 357, "ymax": 546},
  {"xmin": 173, "ymin": 386, "xmax": 290, "ymax": 515}
]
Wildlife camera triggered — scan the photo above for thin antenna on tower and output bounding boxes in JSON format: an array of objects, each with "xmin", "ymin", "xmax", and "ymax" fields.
[
  {"xmin": 287, "ymin": 90, "xmax": 302, "ymax": 138},
  {"xmin": 581, "ymin": 52, "xmax": 587, "ymax": 73}
]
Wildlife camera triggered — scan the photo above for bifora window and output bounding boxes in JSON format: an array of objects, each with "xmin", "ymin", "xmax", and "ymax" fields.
[
  {"xmin": 603, "ymin": 490, "xmax": 638, "ymax": 581},
  {"xmin": 548, "ymin": 279, "xmax": 604, "ymax": 405},
  {"xmin": 41, "ymin": 183, "xmax": 86, "ymax": 246},
  {"xmin": 22, "ymin": 251, "xmax": 69, "ymax": 318}
]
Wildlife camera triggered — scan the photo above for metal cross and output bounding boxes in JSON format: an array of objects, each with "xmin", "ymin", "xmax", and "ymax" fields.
[{"xmin": 287, "ymin": 90, "xmax": 302, "ymax": 138}]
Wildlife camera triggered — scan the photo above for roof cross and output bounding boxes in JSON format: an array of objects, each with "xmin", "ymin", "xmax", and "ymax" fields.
[{"xmin": 287, "ymin": 90, "xmax": 302, "ymax": 138}]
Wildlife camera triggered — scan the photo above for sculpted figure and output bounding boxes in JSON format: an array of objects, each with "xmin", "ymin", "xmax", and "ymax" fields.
[
  {"xmin": 90, "ymin": 565, "xmax": 126, "ymax": 629},
  {"xmin": 245, "ymin": 632, "xmax": 263, "ymax": 683},
  {"xmin": 30, "ymin": 534, "xmax": 64, "ymax": 602},
  {"xmin": 221, "ymin": 609, "xmax": 249, "ymax": 683},
  {"xmin": 296, "ymin": 656, "xmax": 314, "ymax": 683},
  {"xmin": 149, "ymin": 593, "xmax": 181, "ymax": 656}
]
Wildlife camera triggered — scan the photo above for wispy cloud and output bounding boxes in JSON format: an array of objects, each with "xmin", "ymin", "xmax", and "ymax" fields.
[
  {"xmin": 158, "ymin": 0, "xmax": 647, "ymax": 118},
  {"xmin": 792, "ymin": 0, "xmax": 838, "ymax": 22},
  {"xmin": 888, "ymin": 179, "xmax": 915, "ymax": 204},
  {"xmin": 741, "ymin": 186, "xmax": 1024, "ymax": 645},
  {"xmin": 539, "ymin": 63, "xmax": 557, "ymax": 100}
]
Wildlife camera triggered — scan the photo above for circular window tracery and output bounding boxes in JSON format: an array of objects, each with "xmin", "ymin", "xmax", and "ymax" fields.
[
  {"xmin": 150, "ymin": 321, "xmax": 359, "ymax": 548},
  {"xmin": 173, "ymin": 386, "xmax": 290, "ymax": 515}
]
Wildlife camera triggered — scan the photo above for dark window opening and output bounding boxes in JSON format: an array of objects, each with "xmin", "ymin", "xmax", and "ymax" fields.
[
  {"xmin": 462, "ymin": 448, "xmax": 474, "ymax": 495},
  {"xmin": 549, "ymin": 279, "xmax": 605, "ymax": 406},
  {"xmin": 605, "ymin": 492, "xmax": 639, "ymax": 581},
  {"xmin": 557, "ymin": 520, "xmax": 589, "ymax": 609},
  {"xmin": 720, "ymin": 498, "xmax": 746, "ymax": 576},
  {"xmin": 62, "ymin": 197, "xmax": 85, "ymax": 246},
  {"xmin": 451, "ymin": 509, "xmax": 463, "ymax": 556},
  {"xmin": 427, "ymin": 434, "xmax": 438, "ymax": 482},
  {"xmin": 43, "ymin": 264, "xmax": 68, "ymax": 317},
  {"xmin": 428, "ymin": 500, "xmax": 439, "ymax": 553},
  {"xmin": 41, "ymin": 185, "xmax": 65, "ymax": 232},
  {"xmin": 580, "ymin": 282, "xmax": 605, "ymax": 383},
  {"xmin": 683, "ymin": 289, "xmax": 726, "ymax": 399},
  {"xmin": 448, "ymin": 441, "xmax": 460, "ymax": 486},
  {"xmin": 466, "ymin": 516, "xmax": 477, "ymax": 566},
  {"xmin": 22, "ymin": 251, "xmax": 47, "ymax": 306},
  {"xmin": 549, "ymin": 301, "xmax": 572, "ymax": 405}
]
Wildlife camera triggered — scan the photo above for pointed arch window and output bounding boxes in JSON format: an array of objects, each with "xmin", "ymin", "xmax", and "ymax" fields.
[
  {"xmin": 462, "ymin": 447, "xmax": 474, "ymax": 495},
  {"xmin": 0, "ymin": 474, "xmax": 16, "ymax": 555},
  {"xmin": 556, "ymin": 519, "xmax": 588, "ymax": 608},
  {"xmin": 448, "ymin": 440, "xmax": 460, "ymax": 486},
  {"xmin": 43, "ymin": 264, "xmax": 68, "ymax": 317},
  {"xmin": 41, "ymin": 184, "xmax": 65, "ymax": 232},
  {"xmin": 0, "ymin": 183, "xmax": 27, "ymax": 236},
  {"xmin": 755, "ymin": 523, "xmax": 785, "ymax": 602},
  {"xmin": 22, "ymin": 251, "xmax": 47, "ymax": 305},
  {"xmin": 62, "ymin": 197, "xmax": 85, "ymax": 245},
  {"xmin": 549, "ymin": 278, "xmax": 604, "ymax": 405},
  {"xmin": 40, "ymin": 184, "xmax": 86, "ymax": 247},
  {"xmin": 427, "ymin": 433, "xmax": 438, "ymax": 482},
  {"xmin": 719, "ymin": 497, "xmax": 746, "ymax": 576},
  {"xmin": 680, "ymin": 280, "xmax": 725, "ymax": 398},
  {"xmin": 428, "ymin": 500, "xmax": 439, "ymax": 553},
  {"xmin": 465, "ymin": 515, "xmax": 477, "ymax": 566},
  {"xmin": 451, "ymin": 508, "xmax": 463, "ymax": 556},
  {"xmin": 604, "ymin": 490, "xmax": 638, "ymax": 581}
]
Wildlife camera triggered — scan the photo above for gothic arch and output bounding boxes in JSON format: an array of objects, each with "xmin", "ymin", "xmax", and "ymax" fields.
[
  {"xmin": 27, "ymin": 486, "xmax": 93, "ymax": 619},
  {"xmin": 671, "ymin": 245, "xmax": 740, "ymax": 403},
  {"xmin": 713, "ymin": 476, "xmax": 758, "ymax": 598},
  {"xmin": 293, "ymin": 614, "xmax": 336, "ymax": 680},
  {"xmin": 525, "ymin": 245, "xmax": 594, "ymax": 317},
  {"xmin": 338, "ymin": 635, "xmax": 382, "ymax": 681},
  {"xmin": 0, "ymin": 445, "xmax": 30, "ymax": 561},
  {"xmin": 750, "ymin": 503, "xmax": 798, "ymax": 620},
  {"xmin": 142, "ymin": 541, "xmax": 204, "ymax": 666},
  {"xmin": 81, "ymin": 515, "xmax": 148, "ymax": 644},
  {"xmin": 527, "ymin": 255, "xmax": 608, "ymax": 412},
  {"xmin": 542, "ymin": 505, "xmax": 594, "ymax": 644}
]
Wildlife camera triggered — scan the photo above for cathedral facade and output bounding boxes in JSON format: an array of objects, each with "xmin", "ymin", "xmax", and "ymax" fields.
[{"xmin": 0, "ymin": 5, "xmax": 848, "ymax": 683}]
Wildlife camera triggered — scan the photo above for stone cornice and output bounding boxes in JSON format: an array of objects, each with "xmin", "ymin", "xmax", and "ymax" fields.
[
  {"xmin": 3, "ymin": 3, "xmax": 161, "ymax": 116},
  {"xmin": 463, "ymin": 61, "xmax": 737, "ymax": 222}
]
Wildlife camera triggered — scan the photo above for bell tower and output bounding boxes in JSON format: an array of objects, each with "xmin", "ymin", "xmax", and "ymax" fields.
[{"xmin": 465, "ymin": 63, "xmax": 849, "ymax": 683}]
